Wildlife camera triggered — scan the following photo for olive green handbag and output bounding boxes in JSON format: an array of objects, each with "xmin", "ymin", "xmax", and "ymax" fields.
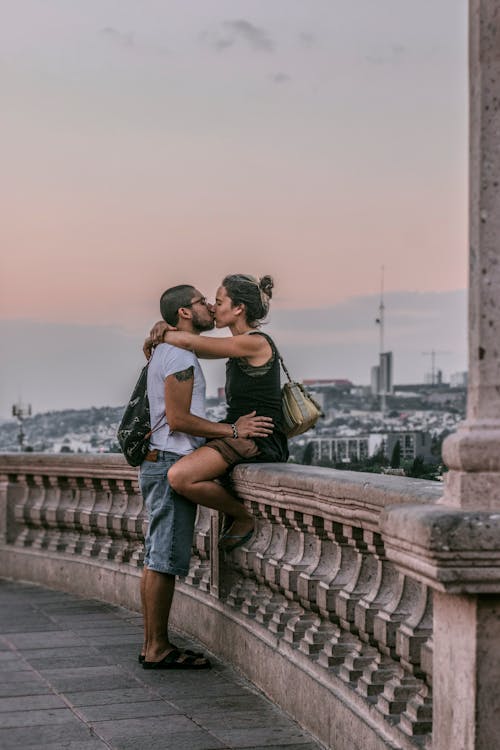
[{"xmin": 278, "ymin": 353, "xmax": 324, "ymax": 437}]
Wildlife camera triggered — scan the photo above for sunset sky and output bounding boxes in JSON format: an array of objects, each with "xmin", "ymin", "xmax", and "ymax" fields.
[{"xmin": 0, "ymin": 1, "xmax": 468, "ymax": 416}]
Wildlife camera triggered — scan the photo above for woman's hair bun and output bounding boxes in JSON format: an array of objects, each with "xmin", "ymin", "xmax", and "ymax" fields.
[{"xmin": 259, "ymin": 275, "xmax": 274, "ymax": 299}]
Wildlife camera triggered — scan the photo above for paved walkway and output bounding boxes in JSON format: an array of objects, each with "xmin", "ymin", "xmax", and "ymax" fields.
[{"xmin": 0, "ymin": 579, "xmax": 322, "ymax": 750}]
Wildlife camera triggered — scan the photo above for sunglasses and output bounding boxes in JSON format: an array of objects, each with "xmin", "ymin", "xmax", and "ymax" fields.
[{"xmin": 184, "ymin": 296, "xmax": 208, "ymax": 308}]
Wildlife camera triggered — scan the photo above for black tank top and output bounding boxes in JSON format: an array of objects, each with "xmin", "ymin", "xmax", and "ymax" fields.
[{"xmin": 223, "ymin": 332, "xmax": 289, "ymax": 462}]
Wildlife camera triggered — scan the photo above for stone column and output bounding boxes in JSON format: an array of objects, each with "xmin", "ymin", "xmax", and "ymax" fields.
[
  {"xmin": 383, "ymin": 5, "xmax": 500, "ymax": 747},
  {"xmin": 441, "ymin": 0, "xmax": 500, "ymax": 511},
  {"xmin": 435, "ymin": 8, "xmax": 500, "ymax": 742}
]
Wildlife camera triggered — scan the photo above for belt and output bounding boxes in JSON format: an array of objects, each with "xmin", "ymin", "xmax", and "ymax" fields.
[{"xmin": 144, "ymin": 449, "xmax": 180, "ymax": 462}]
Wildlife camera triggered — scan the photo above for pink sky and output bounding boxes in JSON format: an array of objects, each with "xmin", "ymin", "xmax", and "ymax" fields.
[{"xmin": 0, "ymin": 1, "xmax": 469, "ymax": 415}]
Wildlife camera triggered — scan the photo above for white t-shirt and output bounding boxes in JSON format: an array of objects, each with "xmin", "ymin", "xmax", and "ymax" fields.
[{"xmin": 147, "ymin": 343, "xmax": 206, "ymax": 455}]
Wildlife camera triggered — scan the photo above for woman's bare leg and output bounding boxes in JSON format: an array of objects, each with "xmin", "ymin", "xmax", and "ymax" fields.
[{"xmin": 167, "ymin": 447, "xmax": 253, "ymax": 534}]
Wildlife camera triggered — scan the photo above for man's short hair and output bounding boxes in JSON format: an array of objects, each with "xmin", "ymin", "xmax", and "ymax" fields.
[{"xmin": 160, "ymin": 285, "xmax": 196, "ymax": 326}]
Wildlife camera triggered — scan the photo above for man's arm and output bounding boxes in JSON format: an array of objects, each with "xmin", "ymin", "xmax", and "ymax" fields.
[{"xmin": 165, "ymin": 368, "xmax": 274, "ymax": 439}]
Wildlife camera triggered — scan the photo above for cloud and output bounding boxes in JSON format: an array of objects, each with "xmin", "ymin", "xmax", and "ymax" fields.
[
  {"xmin": 270, "ymin": 72, "xmax": 291, "ymax": 84},
  {"xmin": 365, "ymin": 44, "xmax": 406, "ymax": 65},
  {"xmin": 100, "ymin": 27, "xmax": 169, "ymax": 57},
  {"xmin": 203, "ymin": 19, "xmax": 274, "ymax": 54},
  {"xmin": 101, "ymin": 27, "xmax": 134, "ymax": 49},
  {"xmin": 298, "ymin": 32, "xmax": 316, "ymax": 49}
]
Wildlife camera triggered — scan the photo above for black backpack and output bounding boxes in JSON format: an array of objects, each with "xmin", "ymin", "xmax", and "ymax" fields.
[{"xmin": 117, "ymin": 363, "xmax": 165, "ymax": 467}]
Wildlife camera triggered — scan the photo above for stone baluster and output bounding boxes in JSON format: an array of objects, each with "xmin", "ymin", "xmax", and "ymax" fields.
[
  {"xmin": 26, "ymin": 475, "xmax": 49, "ymax": 548},
  {"xmin": 185, "ymin": 505, "xmax": 211, "ymax": 588},
  {"xmin": 374, "ymin": 666, "xmax": 423, "ymax": 726},
  {"xmin": 77, "ymin": 477, "xmax": 99, "ymax": 557},
  {"xmin": 0, "ymin": 472, "xmax": 10, "ymax": 544},
  {"xmin": 316, "ymin": 522, "xmax": 355, "ymax": 621},
  {"xmin": 32, "ymin": 476, "xmax": 60, "ymax": 550},
  {"xmin": 396, "ymin": 584, "xmax": 432, "ymax": 677},
  {"xmin": 316, "ymin": 624, "xmax": 359, "ymax": 671},
  {"xmin": 268, "ymin": 598, "xmax": 305, "ymax": 637},
  {"xmin": 297, "ymin": 615, "xmax": 338, "ymax": 658},
  {"xmin": 10, "ymin": 474, "xmax": 33, "ymax": 547},
  {"xmin": 334, "ymin": 525, "xmax": 378, "ymax": 631},
  {"xmin": 398, "ymin": 683, "xmax": 433, "ymax": 739},
  {"xmin": 296, "ymin": 515, "xmax": 329, "ymax": 608},
  {"xmin": 373, "ymin": 573, "xmax": 422, "ymax": 658},
  {"xmin": 357, "ymin": 651, "xmax": 400, "ymax": 702},
  {"xmin": 240, "ymin": 583, "xmax": 278, "ymax": 619},
  {"xmin": 338, "ymin": 639, "xmax": 379, "ymax": 688},
  {"xmin": 45, "ymin": 476, "xmax": 72, "ymax": 552},
  {"xmin": 250, "ymin": 506, "xmax": 283, "ymax": 582},
  {"xmin": 254, "ymin": 590, "xmax": 288, "ymax": 627},
  {"xmin": 354, "ymin": 531, "xmax": 398, "ymax": 643},
  {"xmin": 279, "ymin": 510, "xmax": 317, "ymax": 600},
  {"xmin": 263, "ymin": 506, "xmax": 290, "ymax": 590},
  {"xmin": 122, "ymin": 478, "xmax": 145, "ymax": 566},
  {"xmin": 62, "ymin": 477, "xmax": 84, "ymax": 555},
  {"xmin": 90, "ymin": 478, "xmax": 113, "ymax": 558}
]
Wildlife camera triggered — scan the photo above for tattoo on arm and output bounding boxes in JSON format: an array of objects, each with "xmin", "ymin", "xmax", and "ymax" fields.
[{"xmin": 173, "ymin": 366, "xmax": 194, "ymax": 382}]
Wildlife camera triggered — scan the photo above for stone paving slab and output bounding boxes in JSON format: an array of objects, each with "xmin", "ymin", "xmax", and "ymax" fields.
[
  {"xmin": 110, "ymin": 730, "xmax": 226, "ymax": 750},
  {"xmin": 0, "ymin": 721, "xmax": 98, "ymax": 749},
  {"xmin": 0, "ymin": 694, "xmax": 67, "ymax": 712},
  {"xmin": 0, "ymin": 579, "xmax": 324, "ymax": 750},
  {"xmin": 0, "ymin": 707, "xmax": 77, "ymax": 728},
  {"xmin": 76, "ymin": 699, "xmax": 174, "ymax": 721},
  {"xmin": 64, "ymin": 688, "xmax": 157, "ymax": 707}
]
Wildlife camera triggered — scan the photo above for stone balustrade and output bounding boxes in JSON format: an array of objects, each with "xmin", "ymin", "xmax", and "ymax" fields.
[{"xmin": 0, "ymin": 453, "xmax": 444, "ymax": 750}]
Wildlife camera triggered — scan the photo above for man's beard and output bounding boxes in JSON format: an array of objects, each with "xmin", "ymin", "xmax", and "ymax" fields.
[{"xmin": 192, "ymin": 312, "xmax": 215, "ymax": 333}]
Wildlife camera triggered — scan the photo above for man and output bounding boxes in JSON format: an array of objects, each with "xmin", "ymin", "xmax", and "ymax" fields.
[{"xmin": 140, "ymin": 284, "xmax": 271, "ymax": 669}]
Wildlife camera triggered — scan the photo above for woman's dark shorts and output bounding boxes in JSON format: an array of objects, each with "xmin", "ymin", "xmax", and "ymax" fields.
[{"xmin": 204, "ymin": 436, "xmax": 261, "ymax": 466}]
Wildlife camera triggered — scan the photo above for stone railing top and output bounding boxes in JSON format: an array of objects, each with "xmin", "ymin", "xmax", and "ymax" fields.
[
  {"xmin": 232, "ymin": 462, "xmax": 443, "ymax": 530},
  {"xmin": 0, "ymin": 453, "xmax": 443, "ymax": 524},
  {"xmin": 0, "ymin": 452, "xmax": 137, "ymax": 480},
  {"xmin": 382, "ymin": 503, "xmax": 500, "ymax": 593}
]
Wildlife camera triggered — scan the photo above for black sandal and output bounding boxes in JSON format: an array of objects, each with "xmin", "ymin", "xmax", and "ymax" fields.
[
  {"xmin": 142, "ymin": 648, "xmax": 211, "ymax": 670},
  {"xmin": 138, "ymin": 646, "xmax": 204, "ymax": 664}
]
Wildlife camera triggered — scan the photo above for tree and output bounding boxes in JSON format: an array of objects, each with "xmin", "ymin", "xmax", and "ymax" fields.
[
  {"xmin": 302, "ymin": 442, "xmax": 315, "ymax": 466},
  {"xmin": 390, "ymin": 441, "xmax": 401, "ymax": 468}
]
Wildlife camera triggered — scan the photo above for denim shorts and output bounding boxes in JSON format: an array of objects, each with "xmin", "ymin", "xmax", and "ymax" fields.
[{"xmin": 139, "ymin": 452, "xmax": 196, "ymax": 576}]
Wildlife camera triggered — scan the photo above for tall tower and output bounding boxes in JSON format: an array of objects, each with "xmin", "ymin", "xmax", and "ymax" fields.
[{"xmin": 375, "ymin": 266, "xmax": 387, "ymax": 413}]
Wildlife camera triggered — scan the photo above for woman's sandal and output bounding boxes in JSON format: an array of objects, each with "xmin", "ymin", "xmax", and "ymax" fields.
[
  {"xmin": 142, "ymin": 648, "xmax": 211, "ymax": 670},
  {"xmin": 218, "ymin": 527, "xmax": 254, "ymax": 553}
]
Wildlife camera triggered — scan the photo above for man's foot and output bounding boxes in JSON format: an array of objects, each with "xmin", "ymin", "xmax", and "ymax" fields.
[
  {"xmin": 219, "ymin": 519, "xmax": 255, "ymax": 552},
  {"xmin": 142, "ymin": 648, "xmax": 211, "ymax": 670},
  {"xmin": 139, "ymin": 645, "xmax": 203, "ymax": 664}
]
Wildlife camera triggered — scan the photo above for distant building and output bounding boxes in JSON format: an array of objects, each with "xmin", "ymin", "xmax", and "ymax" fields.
[
  {"xmin": 370, "ymin": 352, "xmax": 393, "ymax": 396},
  {"xmin": 302, "ymin": 380, "xmax": 353, "ymax": 415},
  {"xmin": 450, "ymin": 371, "xmax": 468, "ymax": 388},
  {"xmin": 379, "ymin": 352, "xmax": 393, "ymax": 395},
  {"xmin": 303, "ymin": 379, "xmax": 353, "ymax": 392},
  {"xmin": 308, "ymin": 430, "xmax": 433, "ymax": 465},
  {"xmin": 425, "ymin": 369, "xmax": 443, "ymax": 386},
  {"xmin": 370, "ymin": 366, "xmax": 380, "ymax": 396}
]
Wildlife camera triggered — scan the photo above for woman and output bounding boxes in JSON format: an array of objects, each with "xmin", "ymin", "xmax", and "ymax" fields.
[{"xmin": 150, "ymin": 273, "xmax": 288, "ymax": 551}]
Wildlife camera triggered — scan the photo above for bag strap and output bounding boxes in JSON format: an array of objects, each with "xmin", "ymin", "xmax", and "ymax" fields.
[
  {"xmin": 148, "ymin": 413, "xmax": 166, "ymax": 437},
  {"xmin": 277, "ymin": 353, "xmax": 293, "ymax": 384},
  {"xmin": 143, "ymin": 354, "xmax": 167, "ymax": 438},
  {"xmin": 247, "ymin": 330, "xmax": 294, "ymax": 384}
]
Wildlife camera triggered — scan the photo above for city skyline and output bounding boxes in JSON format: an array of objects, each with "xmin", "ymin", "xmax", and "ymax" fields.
[{"xmin": 0, "ymin": 1, "xmax": 468, "ymax": 416}]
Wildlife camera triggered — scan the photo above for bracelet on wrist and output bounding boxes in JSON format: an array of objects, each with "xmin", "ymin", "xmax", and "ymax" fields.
[{"xmin": 231, "ymin": 423, "xmax": 238, "ymax": 439}]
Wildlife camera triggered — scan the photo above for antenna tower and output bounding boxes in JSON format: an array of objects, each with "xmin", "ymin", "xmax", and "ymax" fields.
[{"xmin": 379, "ymin": 266, "xmax": 386, "ymax": 413}]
